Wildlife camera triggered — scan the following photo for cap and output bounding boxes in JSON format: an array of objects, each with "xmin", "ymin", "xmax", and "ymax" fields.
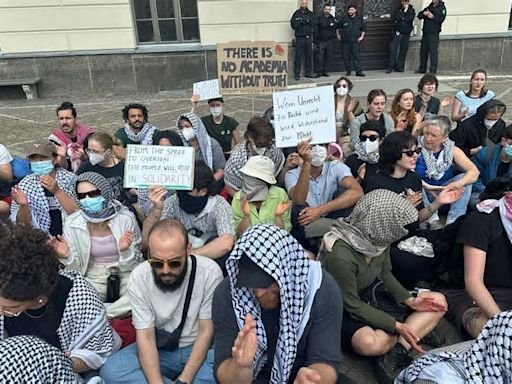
[
  {"xmin": 239, "ymin": 156, "xmax": 276, "ymax": 185},
  {"xmin": 235, "ymin": 256, "xmax": 275, "ymax": 288},
  {"xmin": 207, "ymin": 97, "xmax": 224, "ymax": 104},
  {"xmin": 359, "ymin": 120, "xmax": 386, "ymax": 137},
  {"xmin": 27, "ymin": 141, "xmax": 56, "ymax": 158}
]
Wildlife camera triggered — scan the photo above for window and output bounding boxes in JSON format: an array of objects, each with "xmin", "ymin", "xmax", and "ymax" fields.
[{"xmin": 132, "ymin": 0, "xmax": 200, "ymax": 43}]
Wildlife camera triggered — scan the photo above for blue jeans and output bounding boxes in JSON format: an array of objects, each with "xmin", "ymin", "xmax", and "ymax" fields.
[
  {"xmin": 422, "ymin": 173, "xmax": 472, "ymax": 224},
  {"xmin": 99, "ymin": 343, "xmax": 215, "ymax": 384}
]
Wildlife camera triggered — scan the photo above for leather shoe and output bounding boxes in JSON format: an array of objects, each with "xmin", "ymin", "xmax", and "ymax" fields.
[
  {"xmin": 415, "ymin": 69, "xmax": 426, "ymax": 74},
  {"xmin": 345, "ymin": 71, "xmax": 351, "ymax": 76},
  {"xmin": 305, "ymin": 74, "xmax": 314, "ymax": 78},
  {"xmin": 312, "ymin": 73, "xmax": 321, "ymax": 78},
  {"xmin": 294, "ymin": 75, "xmax": 300, "ymax": 81},
  {"xmin": 356, "ymin": 71, "xmax": 366, "ymax": 77},
  {"xmin": 321, "ymin": 72, "xmax": 329, "ymax": 77},
  {"xmin": 395, "ymin": 69, "xmax": 404, "ymax": 72},
  {"xmin": 385, "ymin": 68, "xmax": 392, "ymax": 74}
]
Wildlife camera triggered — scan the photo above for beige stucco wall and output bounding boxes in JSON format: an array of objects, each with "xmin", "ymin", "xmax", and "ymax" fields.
[{"xmin": 0, "ymin": 0, "xmax": 136, "ymax": 53}]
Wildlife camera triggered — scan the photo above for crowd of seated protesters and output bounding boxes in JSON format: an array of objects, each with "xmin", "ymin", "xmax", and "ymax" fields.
[{"xmin": 1, "ymin": 68, "xmax": 512, "ymax": 384}]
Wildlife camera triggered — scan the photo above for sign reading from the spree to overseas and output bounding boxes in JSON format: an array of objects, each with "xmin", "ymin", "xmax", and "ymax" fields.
[
  {"xmin": 273, "ymin": 85, "xmax": 336, "ymax": 148},
  {"xmin": 124, "ymin": 145, "xmax": 195, "ymax": 189},
  {"xmin": 217, "ymin": 41, "xmax": 288, "ymax": 95}
]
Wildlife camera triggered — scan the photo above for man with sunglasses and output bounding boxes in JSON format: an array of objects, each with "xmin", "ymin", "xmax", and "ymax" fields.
[{"xmin": 100, "ymin": 218, "xmax": 222, "ymax": 384}]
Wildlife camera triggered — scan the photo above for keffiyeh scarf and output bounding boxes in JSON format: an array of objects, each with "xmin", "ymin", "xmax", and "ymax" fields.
[
  {"xmin": 321, "ymin": 189, "xmax": 418, "ymax": 258},
  {"xmin": 176, "ymin": 113, "xmax": 213, "ymax": 169},
  {"xmin": 353, "ymin": 138, "xmax": 380, "ymax": 164},
  {"xmin": 123, "ymin": 122, "xmax": 157, "ymax": 145},
  {"xmin": 226, "ymin": 224, "xmax": 322, "ymax": 383},
  {"xmin": 476, "ymin": 193, "xmax": 512, "ymax": 244},
  {"xmin": 419, "ymin": 136, "xmax": 455, "ymax": 181},
  {"xmin": 224, "ymin": 142, "xmax": 285, "ymax": 191}
]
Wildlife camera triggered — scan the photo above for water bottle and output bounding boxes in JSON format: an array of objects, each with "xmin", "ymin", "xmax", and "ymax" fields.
[{"xmin": 106, "ymin": 266, "xmax": 121, "ymax": 303}]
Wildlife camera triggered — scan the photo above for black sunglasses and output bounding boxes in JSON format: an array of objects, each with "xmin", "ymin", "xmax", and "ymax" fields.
[
  {"xmin": 76, "ymin": 189, "xmax": 102, "ymax": 200},
  {"xmin": 148, "ymin": 258, "xmax": 182, "ymax": 269},
  {"xmin": 402, "ymin": 148, "xmax": 422, "ymax": 157},
  {"xmin": 359, "ymin": 135, "xmax": 379, "ymax": 142}
]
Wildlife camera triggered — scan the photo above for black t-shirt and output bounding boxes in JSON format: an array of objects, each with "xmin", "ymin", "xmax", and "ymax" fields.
[
  {"xmin": 77, "ymin": 160, "xmax": 126, "ymax": 204},
  {"xmin": 212, "ymin": 270, "xmax": 342, "ymax": 383},
  {"xmin": 457, "ymin": 209, "xmax": 512, "ymax": 288},
  {"xmin": 365, "ymin": 170, "xmax": 422, "ymax": 200},
  {"xmin": 5, "ymin": 275, "xmax": 73, "ymax": 349},
  {"xmin": 201, "ymin": 115, "xmax": 239, "ymax": 153},
  {"xmin": 44, "ymin": 188, "xmax": 63, "ymax": 236},
  {"xmin": 344, "ymin": 154, "xmax": 379, "ymax": 182},
  {"xmin": 497, "ymin": 161, "xmax": 510, "ymax": 178},
  {"xmin": 415, "ymin": 94, "xmax": 441, "ymax": 116}
]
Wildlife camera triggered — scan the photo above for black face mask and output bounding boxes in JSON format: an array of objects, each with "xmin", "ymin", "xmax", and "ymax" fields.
[{"xmin": 177, "ymin": 190, "xmax": 208, "ymax": 214}]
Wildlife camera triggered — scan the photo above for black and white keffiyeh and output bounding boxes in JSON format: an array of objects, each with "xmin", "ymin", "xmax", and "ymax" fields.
[
  {"xmin": 226, "ymin": 224, "xmax": 319, "ymax": 384},
  {"xmin": 0, "ymin": 335, "xmax": 82, "ymax": 383},
  {"xmin": 224, "ymin": 141, "xmax": 285, "ymax": 191},
  {"xmin": 353, "ymin": 138, "xmax": 380, "ymax": 164},
  {"xmin": 418, "ymin": 136, "xmax": 455, "ymax": 181},
  {"xmin": 176, "ymin": 113, "xmax": 213, "ymax": 169},
  {"xmin": 123, "ymin": 122, "xmax": 157, "ymax": 145}
]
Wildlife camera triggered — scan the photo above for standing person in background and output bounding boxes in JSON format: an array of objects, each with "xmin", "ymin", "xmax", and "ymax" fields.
[
  {"xmin": 314, "ymin": 3, "xmax": 338, "ymax": 78},
  {"xmin": 339, "ymin": 3, "xmax": 366, "ymax": 77},
  {"xmin": 291, "ymin": 0, "xmax": 315, "ymax": 81},
  {"xmin": 415, "ymin": 0, "xmax": 446, "ymax": 74},
  {"xmin": 386, "ymin": 0, "xmax": 415, "ymax": 74}
]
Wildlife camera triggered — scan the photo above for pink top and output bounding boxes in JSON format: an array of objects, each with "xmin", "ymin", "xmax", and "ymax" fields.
[{"xmin": 89, "ymin": 235, "xmax": 119, "ymax": 265}]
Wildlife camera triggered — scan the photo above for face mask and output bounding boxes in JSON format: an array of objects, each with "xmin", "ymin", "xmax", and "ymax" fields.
[
  {"xmin": 504, "ymin": 144, "xmax": 512, "ymax": 159},
  {"xmin": 210, "ymin": 107, "xmax": 223, "ymax": 117},
  {"xmin": 80, "ymin": 196, "xmax": 106, "ymax": 213},
  {"xmin": 252, "ymin": 145, "xmax": 267, "ymax": 156},
  {"xmin": 177, "ymin": 190, "xmax": 208, "ymax": 214},
  {"xmin": 336, "ymin": 87, "xmax": 349, "ymax": 97},
  {"xmin": 242, "ymin": 175, "xmax": 269, "ymax": 202},
  {"xmin": 89, "ymin": 152, "xmax": 106, "ymax": 166},
  {"xmin": 182, "ymin": 127, "xmax": 196, "ymax": 141},
  {"xmin": 363, "ymin": 139, "xmax": 379, "ymax": 154},
  {"xmin": 311, "ymin": 145, "xmax": 327, "ymax": 166},
  {"xmin": 30, "ymin": 160, "xmax": 54, "ymax": 175},
  {"xmin": 484, "ymin": 119, "xmax": 498, "ymax": 129}
]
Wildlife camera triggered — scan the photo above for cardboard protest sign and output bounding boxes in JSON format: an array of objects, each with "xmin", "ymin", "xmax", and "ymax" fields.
[
  {"xmin": 124, "ymin": 145, "xmax": 195, "ymax": 189},
  {"xmin": 193, "ymin": 79, "xmax": 221, "ymax": 101},
  {"xmin": 217, "ymin": 41, "xmax": 288, "ymax": 95},
  {"xmin": 273, "ymin": 85, "xmax": 336, "ymax": 148}
]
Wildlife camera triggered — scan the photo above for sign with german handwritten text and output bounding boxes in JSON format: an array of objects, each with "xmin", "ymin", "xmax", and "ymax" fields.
[{"xmin": 193, "ymin": 79, "xmax": 221, "ymax": 101}]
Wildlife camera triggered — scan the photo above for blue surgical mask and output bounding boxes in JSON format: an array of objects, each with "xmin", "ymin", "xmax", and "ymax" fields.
[
  {"xmin": 30, "ymin": 160, "xmax": 54, "ymax": 175},
  {"xmin": 504, "ymin": 144, "xmax": 512, "ymax": 159},
  {"xmin": 80, "ymin": 196, "xmax": 106, "ymax": 213}
]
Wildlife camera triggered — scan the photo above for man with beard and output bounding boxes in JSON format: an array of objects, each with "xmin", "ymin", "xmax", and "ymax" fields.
[{"xmin": 100, "ymin": 218, "xmax": 222, "ymax": 384}]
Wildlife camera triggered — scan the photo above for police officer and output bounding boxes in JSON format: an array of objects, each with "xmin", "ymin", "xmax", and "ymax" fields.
[
  {"xmin": 386, "ymin": 0, "xmax": 415, "ymax": 74},
  {"xmin": 314, "ymin": 3, "xmax": 339, "ymax": 78},
  {"xmin": 416, "ymin": 0, "xmax": 446, "ymax": 74},
  {"xmin": 291, "ymin": 0, "xmax": 315, "ymax": 81},
  {"xmin": 339, "ymin": 3, "xmax": 366, "ymax": 77}
]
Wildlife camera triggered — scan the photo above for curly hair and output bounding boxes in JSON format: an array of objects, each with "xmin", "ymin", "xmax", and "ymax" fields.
[
  {"xmin": 390, "ymin": 89, "xmax": 417, "ymax": 131},
  {"xmin": 0, "ymin": 224, "xmax": 61, "ymax": 301}
]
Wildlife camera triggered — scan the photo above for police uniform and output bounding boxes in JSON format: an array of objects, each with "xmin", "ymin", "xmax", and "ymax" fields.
[
  {"xmin": 290, "ymin": 7, "xmax": 315, "ymax": 80},
  {"xmin": 315, "ymin": 13, "xmax": 339, "ymax": 76},
  {"xmin": 387, "ymin": 4, "xmax": 415, "ymax": 73},
  {"xmin": 417, "ymin": 1, "xmax": 447, "ymax": 74},
  {"xmin": 339, "ymin": 12, "xmax": 366, "ymax": 75}
]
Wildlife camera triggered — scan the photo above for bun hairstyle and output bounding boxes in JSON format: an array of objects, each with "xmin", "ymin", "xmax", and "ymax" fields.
[{"xmin": 56, "ymin": 101, "xmax": 77, "ymax": 118}]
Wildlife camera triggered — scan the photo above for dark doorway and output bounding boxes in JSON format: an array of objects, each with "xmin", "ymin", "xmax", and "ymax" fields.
[{"xmin": 314, "ymin": 0, "xmax": 402, "ymax": 71}]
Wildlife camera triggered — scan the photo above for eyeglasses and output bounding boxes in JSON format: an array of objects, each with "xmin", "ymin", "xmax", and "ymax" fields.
[
  {"xmin": 402, "ymin": 148, "xmax": 422, "ymax": 157},
  {"xmin": 148, "ymin": 258, "xmax": 182, "ymax": 269},
  {"xmin": 359, "ymin": 135, "xmax": 379, "ymax": 142},
  {"xmin": 76, "ymin": 189, "xmax": 102, "ymax": 200},
  {"xmin": 335, "ymin": 84, "xmax": 349, "ymax": 89}
]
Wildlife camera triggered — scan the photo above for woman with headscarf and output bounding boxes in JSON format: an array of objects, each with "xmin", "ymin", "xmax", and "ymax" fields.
[
  {"xmin": 56, "ymin": 172, "xmax": 143, "ymax": 319},
  {"xmin": 320, "ymin": 189, "xmax": 447, "ymax": 383},
  {"xmin": 232, "ymin": 155, "xmax": 291, "ymax": 236}
]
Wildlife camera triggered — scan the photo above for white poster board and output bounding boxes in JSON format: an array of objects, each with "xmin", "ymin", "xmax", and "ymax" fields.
[
  {"xmin": 193, "ymin": 79, "xmax": 221, "ymax": 101},
  {"xmin": 330, "ymin": 6, "xmax": 336, "ymax": 17},
  {"xmin": 273, "ymin": 85, "xmax": 336, "ymax": 148},
  {"xmin": 124, "ymin": 145, "xmax": 195, "ymax": 189}
]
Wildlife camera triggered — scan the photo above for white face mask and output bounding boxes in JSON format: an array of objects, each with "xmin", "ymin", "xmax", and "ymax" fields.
[
  {"xmin": 336, "ymin": 86, "xmax": 349, "ymax": 97},
  {"xmin": 254, "ymin": 146, "xmax": 267, "ymax": 156},
  {"xmin": 484, "ymin": 119, "xmax": 498, "ymax": 129},
  {"xmin": 89, "ymin": 152, "xmax": 106, "ymax": 166},
  {"xmin": 363, "ymin": 139, "xmax": 379, "ymax": 154},
  {"xmin": 210, "ymin": 107, "xmax": 223, "ymax": 117},
  {"xmin": 182, "ymin": 127, "xmax": 196, "ymax": 141},
  {"xmin": 311, "ymin": 145, "xmax": 327, "ymax": 166}
]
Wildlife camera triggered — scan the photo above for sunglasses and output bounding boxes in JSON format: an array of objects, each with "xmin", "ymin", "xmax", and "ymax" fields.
[
  {"xmin": 76, "ymin": 189, "xmax": 102, "ymax": 200},
  {"xmin": 359, "ymin": 135, "xmax": 379, "ymax": 142},
  {"xmin": 335, "ymin": 84, "xmax": 349, "ymax": 89},
  {"xmin": 148, "ymin": 258, "xmax": 182, "ymax": 269},
  {"xmin": 402, "ymin": 148, "xmax": 422, "ymax": 157}
]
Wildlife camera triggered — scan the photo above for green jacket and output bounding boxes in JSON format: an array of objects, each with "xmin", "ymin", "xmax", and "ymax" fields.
[{"xmin": 322, "ymin": 240, "xmax": 412, "ymax": 333}]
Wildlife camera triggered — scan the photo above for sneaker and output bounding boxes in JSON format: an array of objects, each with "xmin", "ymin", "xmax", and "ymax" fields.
[
  {"xmin": 356, "ymin": 71, "xmax": 366, "ymax": 77},
  {"xmin": 375, "ymin": 344, "xmax": 412, "ymax": 384},
  {"xmin": 385, "ymin": 68, "xmax": 392, "ymax": 74}
]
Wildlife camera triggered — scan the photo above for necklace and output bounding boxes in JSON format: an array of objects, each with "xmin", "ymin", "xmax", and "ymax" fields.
[{"xmin": 23, "ymin": 305, "xmax": 49, "ymax": 319}]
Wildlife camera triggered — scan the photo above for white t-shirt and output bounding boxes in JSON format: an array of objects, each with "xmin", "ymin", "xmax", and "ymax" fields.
[
  {"xmin": 0, "ymin": 144, "xmax": 13, "ymax": 165},
  {"xmin": 128, "ymin": 255, "xmax": 223, "ymax": 348}
]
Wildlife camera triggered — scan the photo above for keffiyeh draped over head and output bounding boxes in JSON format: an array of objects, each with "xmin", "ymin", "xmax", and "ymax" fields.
[
  {"xmin": 175, "ymin": 113, "xmax": 213, "ymax": 169},
  {"xmin": 321, "ymin": 189, "xmax": 418, "ymax": 258},
  {"xmin": 418, "ymin": 136, "xmax": 455, "ymax": 181},
  {"xmin": 76, "ymin": 172, "xmax": 124, "ymax": 223},
  {"xmin": 226, "ymin": 224, "xmax": 314, "ymax": 383},
  {"xmin": 123, "ymin": 122, "xmax": 157, "ymax": 145}
]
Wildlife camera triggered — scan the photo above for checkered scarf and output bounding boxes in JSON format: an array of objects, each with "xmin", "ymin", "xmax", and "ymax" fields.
[
  {"xmin": 176, "ymin": 113, "xmax": 213, "ymax": 169},
  {"xmin": 224, "ymin": 141, "xmax": 285, "ymax": 191},
  {"xmin": 226, "ymin": 224, "xmax": 312, "ymax": 383},
  {"xmin": 0, "ymin": 335, "xmax": 82, "ymax": 383},
  {"xmin": 353, "ymin": 138, "xmax": 380, "ymax": 164},
  {"xmin": 418, "ymin": 136, "xmax": 455, "ymax": 181},
  {"xmin": 123, "ymin": 122, "xmax": 157, "ymax": 145}
]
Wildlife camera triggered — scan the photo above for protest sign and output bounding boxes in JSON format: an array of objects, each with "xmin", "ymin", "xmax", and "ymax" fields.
[
  {"xmin": 124, "ymin": 145, "xmax": 195, "ymax": 189},
  {"xmin": 273, "ymin": 85, "xmax": 336, "ymax": 148},
  {"xmin": 193, "ymin": 79, "xmax": 221, "ymax": 101},
  {"xmin": 217, "ymin": 41, "xmax": 288, "ymax": 95}
]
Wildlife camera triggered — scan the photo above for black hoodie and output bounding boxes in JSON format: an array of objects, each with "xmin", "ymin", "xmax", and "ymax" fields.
[{"xmin": 449, "ymin": 99, "xmax": 506, "ymax": 157}]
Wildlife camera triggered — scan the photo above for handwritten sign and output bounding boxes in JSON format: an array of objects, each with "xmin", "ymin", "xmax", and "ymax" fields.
[
  {"xmin": 217, "ymin": 41, "xmax": 288, "ymax": 95},
  {"xmin": 193, "ymin": 79, "xmax": 221, "ymax": 101},
  {"xmin": 124, "ymin": 145, "xmax": 195, "ymax": 189},
  {"xmin": 273, "ymin": 85, "xmax": 336, "ymax": 148}
]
